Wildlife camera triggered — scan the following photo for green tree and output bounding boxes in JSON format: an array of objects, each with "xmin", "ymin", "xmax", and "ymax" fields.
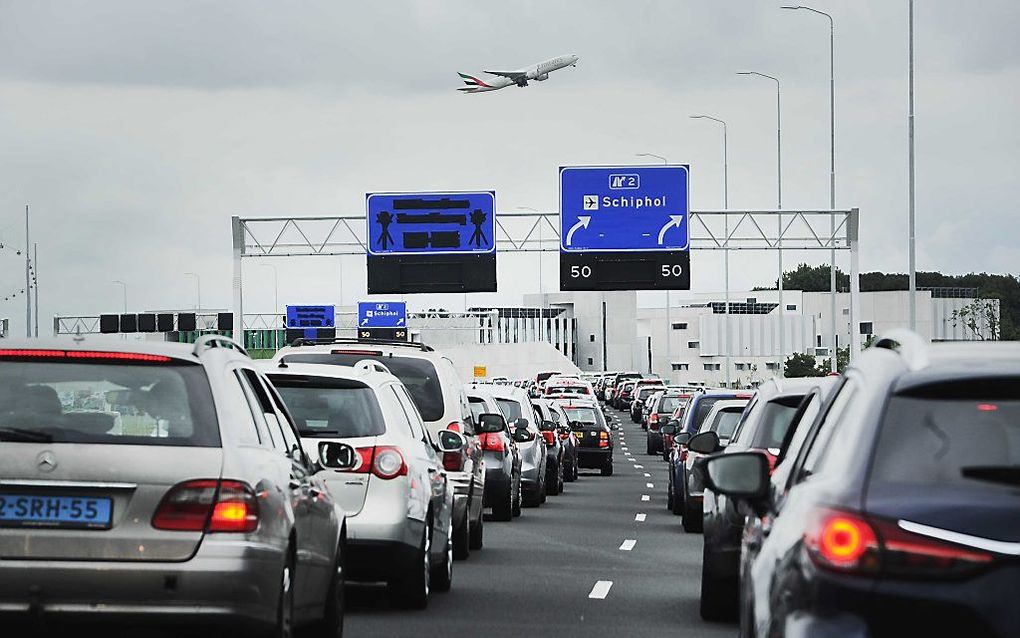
[
  {"xmin": 784, "ymin": 353, "xmax": 823, "ymax": 378},
  {"xmin": 819, "ymin": 346, "xmax": 851, "ymax": 374},
  {"xmin": 950, "ymin": 299, "xmax": 1000, "ymax": 340}
]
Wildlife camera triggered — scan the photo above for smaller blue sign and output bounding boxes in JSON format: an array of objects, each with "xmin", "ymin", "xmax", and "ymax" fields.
[
  {"xmin": 366, "ymin": 192, "xmax": 495, "ymax": 256},
  {"xmin": 286, "ymin": 305, "xmax": 335, "ymax": 329},
  {"xmin": 358, "ymin": 302, "xmax": 407, "ymax": 328}
]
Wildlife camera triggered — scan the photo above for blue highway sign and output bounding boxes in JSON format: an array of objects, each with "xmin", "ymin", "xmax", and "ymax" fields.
[
  {"xmin": 358, "ymin": 301, "xmax": 407, "ymax": 328},
  {"xmin": 286, "ymin": 305, "xmax": 335, "ymax": 329},
  {"xmin": 559, "ymin": 165, "xmax": 689, "ymax": 253},
  {"xmin": 367, "ymin": 192, "xmax": 496, "ymax": 256}
]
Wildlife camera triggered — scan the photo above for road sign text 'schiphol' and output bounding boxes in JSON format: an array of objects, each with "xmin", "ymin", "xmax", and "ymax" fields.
[
  {"xmin": 560, "ymin": 165, "xmax": 689, "ymax": 252},
  {"xmin": 559, "ymin": 165, "xmax": 691, "ymax": 291},
  {"xmin": 358, "ymin": 301, "xmax": 407, "ymax": 328}
]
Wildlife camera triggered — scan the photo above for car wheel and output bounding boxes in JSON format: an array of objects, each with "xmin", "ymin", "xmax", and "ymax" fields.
[
  {"xmin": 601, "ymin": 460, "xmax": 614, "ymax": 477},
  {"xmin": 452, "ymin": 507, "xmax": 470, "ymax": 560},
  {"xmin": 682, "ymin": 498, "xmax": 703, "ymax": 533},
  {"xmin": 545, "ymin": 460, "xmax": 560, "ymax": 496},
  {"xmin": 563, "ymin": 458, "xmax": 576, "ymax": 483},
  {"xmin": 512, "ymin": 478, "xmax": 522, "ymax": 517},
  {"xmin": 271, "ymin": 553, "xmax": 295, "ymax": 638},
  {"xmin": 469, "ymin": 505, "xmax": 484, "ymax": 549},
  {"xmin": 432, "ymin": 518, "xmax": 453, "ymax": 593},
  {"xmin": 646, "ymin": 438, "xmax": 654, "ymax": 455},
  {"xmin": 700, "ymin": 544, "xmax": 737, "ymax": 621},
  {"xmin": 390, "ymin": 524, "xmax": 430, "ymax": 609},
  {"xmin": 666, "ymin": 474, "xmax": 675, "ymax": 511},
  {"xmin": 672, "ymin": 471, "xmax": 685, "ymax": 516},
  {"xmin": 307, "ymin": 540, "xmax": 344, "ymax": 637},
  {"xmin": 572, "ymin": 460, "xmax": 579, "ymax": 481}
]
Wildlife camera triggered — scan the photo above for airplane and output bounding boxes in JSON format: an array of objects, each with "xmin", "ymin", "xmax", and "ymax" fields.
[{"xmin": 458, "ymin": 54, "xmax": 579, "ymax": 93}]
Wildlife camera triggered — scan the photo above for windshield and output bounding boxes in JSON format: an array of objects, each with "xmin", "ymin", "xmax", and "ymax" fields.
[
  {"xmin": 282, "ymin": 352, "xmax": 444, "ymax": 422},
  {"xmin": 562, "ymin": 406, "xmax": 599, "ymax": 427},
  {"xmin": 271, "ymin": 377, "xmax": 385, "ymax": 438},
  {"xmin": 706, "ymin": 408, "xmax": 744, "ymax": 439},
  {"xmin": 0, "ymin": 359, "xmax": 218, "ymax": 447},
  {"xmin": 871, "ymin": 390, "xmax": 1020, "ymax": 490}
]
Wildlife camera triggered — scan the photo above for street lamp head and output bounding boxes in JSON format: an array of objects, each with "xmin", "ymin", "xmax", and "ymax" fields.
[
  {"xmin": 780, "ymin": 5, "xmax": 802, "ymax": 10},
  {"xmin": 736, "ymin": 71, "xmax": 753, "ymax": 75}
]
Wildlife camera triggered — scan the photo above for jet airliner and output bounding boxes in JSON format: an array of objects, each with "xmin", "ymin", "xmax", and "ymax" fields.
[{"xmin": 458, "ymin": 54, "xmax": 579, "ymax": 93}]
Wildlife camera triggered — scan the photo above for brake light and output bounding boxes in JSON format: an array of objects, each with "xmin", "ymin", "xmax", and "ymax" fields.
[
  {"xmin": 447, "ymin": 421, "xmax": 462, "ymax": 433},
  {"xmin": 0, "ymin": 349, "xmax": 171, "ymax": 362},
  {"xmin": 599, "ymin": 431, "xmax": 609, "ymax": 448},
  {"xmin": 804, "ymin": 508, "xmax": 992, "ymax": 577},
  {"xmin": 542, "ymin": 431, "xmax": 556, "ymax": 446},
  {"xmin": 480, "ymin": 433, "xmax": 505, "ymax": 452},
  {"xmin": 650, "ymin": 413, "xmax": 658, "ymax": 424},
  {"xmin": 331, "ymin": 349, "xmax": 382, "ymax": 356},
  {"xmin": 443, "ymin": 452, "xmax": 464, "ymax": 471},
  {"xmin": 153, "ymin": 479, "xmax": 258, "ymax": 533},
  {"xmin": 372, "ymin": 446, "xmax": 407, "ymax": 480}
]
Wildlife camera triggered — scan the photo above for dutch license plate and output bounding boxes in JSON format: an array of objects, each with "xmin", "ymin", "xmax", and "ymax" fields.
[{"xmin": 0, "ymin": 494, "xmax": 112, "ymax": 529}]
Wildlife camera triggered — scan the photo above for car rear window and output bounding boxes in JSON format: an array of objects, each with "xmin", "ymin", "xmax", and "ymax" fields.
[
  {"xmin": 468, "ymin": 397, "xmax": 490, "ymax": 423},
  {"xmin": 282, "ymin": 352, "xmax": 444, "ymax": 422},
  {"xmin": 871, "ymin": 381, "xmax": 1020, "ymax": 490},
  {"xmin": 270, "ymin": 375, "xmax": 385, "ymax": 438},
  {"xmin": 659, "ymin": 397, "xmax": 683, "ymax": 413},
  {"xmin": 748, "ymin": 398, "xmax": 802, "ymax": 450},
  {"xmin": 0, "ymin": 359, "xmax": 218, "ymax": 447},
  {"xmin": 495, "ymin": 398, "xmax": 528, "ymax": 425},
  {"xmin": 562, "ymin": 406, "xmax": 600, "ymax": 427},
  {"xmin": 705, "ymin": 408, "xmax": 744, "ymax": 439},
  {"xmin": 688, "ymin": 397, "xmax": 724, "ymax": 433},
  {"xmin": 548, "ymin": 385, "xmax": 588, "ymax": 395}
]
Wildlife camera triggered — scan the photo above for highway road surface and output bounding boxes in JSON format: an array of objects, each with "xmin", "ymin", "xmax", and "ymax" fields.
[{"xmin": 346, "ymin": 408, "xmax": 735, "ymax": 638}]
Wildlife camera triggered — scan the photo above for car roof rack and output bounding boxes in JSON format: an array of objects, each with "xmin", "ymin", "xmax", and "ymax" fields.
[
  {"xmin": 872, "ymin": 329, "xmax": 928, "ymax": 370},
  {"xmin": 288, "ymin": 337, "xmax": 434, "ymax": 352},
  {"xmin": 193, "ymin": 334, "xmax": 249, "ymax": 358}
]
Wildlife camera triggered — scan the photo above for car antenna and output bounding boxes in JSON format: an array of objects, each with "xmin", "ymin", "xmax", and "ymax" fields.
[{"xmin": 277, "ymin": 359, "xmax": 289, "ymax": 369}]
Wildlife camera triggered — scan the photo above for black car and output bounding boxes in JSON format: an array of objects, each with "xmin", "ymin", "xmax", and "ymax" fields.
[
  {"xmin": 630, "ymin": 385, "xmax": 663, "ymax": 424},
  {"xmin": 699, "ymin": 334, "xmax": 1020, "ymax": 637},
  {"xmin": 559, "ymin": 400, "xmax": 614, "ymax": 476},
  {"xmin": 697, "ymin": 377, "xmax": 837, "ymax": 621}
]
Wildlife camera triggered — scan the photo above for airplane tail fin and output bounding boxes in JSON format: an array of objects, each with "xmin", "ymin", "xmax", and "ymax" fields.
[{"xmin": 458, "ymin": 72, "xmax": 492, "ymax": 88}]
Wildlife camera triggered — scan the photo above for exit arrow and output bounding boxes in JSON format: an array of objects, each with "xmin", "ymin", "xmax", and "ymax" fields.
[
  {"xmin": 565, "ymin": 216, "xmax": 592, "ymax": 247},
  {"xmin": 397, "ymin": 318, "xmax": 405, "ymax": 326},
  {"xmin": 657, "ymin": 215, "xmax": 684, "ymax": 245},
  {"xmin": 360, "ymin": 318, "xmax": 369, "ymax": 326}
]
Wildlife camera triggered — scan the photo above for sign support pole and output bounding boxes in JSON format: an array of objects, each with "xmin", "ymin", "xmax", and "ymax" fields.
[{"xmin": 231, "ymin": 215, "xmax": 244, "ymax": 340}]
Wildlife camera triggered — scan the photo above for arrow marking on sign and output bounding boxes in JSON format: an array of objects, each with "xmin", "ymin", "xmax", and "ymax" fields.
[
  {"xmin": 360, "ymin": 318, "xmax": 369, "ymax": 326},
  {"xmin": 397, "ymin": 318, "xmax": 405, "ymax": 326},
  {"xmin": 565, "ymin": 216, "xmax": 592, "ymax": 247},
  {"xmin": 657, "ymin": 215, "xmax": 684, "ymax": 245}
]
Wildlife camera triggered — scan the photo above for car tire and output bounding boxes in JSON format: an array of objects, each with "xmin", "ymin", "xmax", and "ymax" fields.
[
  {"xmin": 469, "ymin": 506, "xmax": 484, "ymax": 549},
  {"xmin": 432, "ymin": 518, "xmax": 453, "ymax": 593},
  {"xmin": 307, "ymin": 540, "xmax": 345, "ymax": 637},
  {"xmin": 601, "ymin": 460, "xmax": 614, "ymax": 477},
  {"xmin": 573, "ymin": 460, "xmax": 579, "ymax": 481},
  {"xmin": 682, "ymin": 499, "xmax": 703, "ymax": 533},
  {"xmin": 390, "ymin": 524, "xmax": 431, "ymax": 609},
  {"xmin": 452, "ymin": 508, "xmax": 469, "ymax": 560},
  {"xmin": 563, "ymin": 458, "xmax": 576, "ymax": 483},
  {"xmin": 270, "ymin": 552, "xmax": 296, "ymax": 638},
  {"xmin": 512, "ymin": 479, "xmax": 522, "ymax": 517},
  {"xmin": 545, "ymin": 460, "xmax": 560, "ymax": 496},
  {"xmin": 700, "ymin": 544, "xmax": 737, "ymax": 621},
  {"xmin": 492, "ymin": 486, "xmax": 513, "ymax": 522},
  {"xmin": 671, "ymin": 473, "xmax": 685, "ymax": 516},
  {"xmin": 666, "ymin": 475, "xmax": 675, "ymax": 511},
  {"xmin": 646, "ymin": 438, "xmax": 654, "ymax": 455}
]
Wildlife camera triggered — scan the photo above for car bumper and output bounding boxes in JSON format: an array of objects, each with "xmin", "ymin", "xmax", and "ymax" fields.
[
  {"xmin": 577, "ymin": 448, "xmax": 612, "ymax": 468},
  {"xmin": 0, "ymin": 537, "xmax": 283, "ymax": 628},
  {"xmin": 346, "ymin": 538, "xmax": 422, "ymax": 583}
]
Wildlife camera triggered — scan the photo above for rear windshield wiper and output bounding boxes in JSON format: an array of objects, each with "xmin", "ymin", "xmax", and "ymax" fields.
[
  {"xmin": 961, "ymin": 466, "xmax": 1020, "ymax": 487},
  {"xmin": 0, "ymin": 427, "xmax": 54, "ymax": 442}
]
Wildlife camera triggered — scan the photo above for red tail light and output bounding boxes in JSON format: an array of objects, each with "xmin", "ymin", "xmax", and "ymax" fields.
[
  {"xmin": 480, "ymin": 432, "xmax": 505, "ymax": 452},
  {"xmin": 599, "ymin": 431, "xmax": 610, "ymax": 448},
  {"xmin": 446, "ymin": 421, "xmax": 462, "ymax": 433},
  {"xmin": 542, "ymin": 431, "xmax": 556, "ymax": 446},
  {"xmin": 516, "ymin": 429, "xmax": 536, "ymax": 442},
  {"xmin": 443, "ymin": 452, "xmax": 464, "ymax": 471},
  {"xmin": 342, "ymin": 446, "xmax": 408, "ymax": 480},
  {"xmin": 558, "ymin": 431, "xmax": 570, "ymax": 441},
  {"xmin": 804, "ymin": 508, "xmax": 993, "ymax": 577},
  {"xmin": 153, "ymin": 479, "xmax": 258, "ymax": 533},
  {"xmin": 0, "ymin": 349, "xmax": 171, "ymax": 363}
]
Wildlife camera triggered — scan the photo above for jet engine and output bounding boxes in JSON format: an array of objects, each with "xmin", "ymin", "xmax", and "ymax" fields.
[{"xmin": 535, "ymin": 73, "xmax": 549, "ymax": 81}]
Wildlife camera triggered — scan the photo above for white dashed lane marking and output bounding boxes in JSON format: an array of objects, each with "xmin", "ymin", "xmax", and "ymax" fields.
[
  {"xmin": 589, "ymin": 580, "xmax": 613, "ymax": 599},
  {"xmin": 646, "ymin": 483, "xmax": 654, "ymax": 488},
  {"xmin": 635, "ymin": 513, "xmax": 646, "ymax": 522},
  {"xmin": 643, "ymin": 473, "xmax": 651, "ymax": 477},
  {"xmin": 619, "ymin": 539, "xmax": 637, "ymax": 551},
  {"xmin": 641, "ymin": 494, "xmax": 650, "ymax": 501}
]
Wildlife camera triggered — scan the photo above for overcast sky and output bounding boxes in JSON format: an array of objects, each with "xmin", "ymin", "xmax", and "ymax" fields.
[{"xmin": 0, "ymin": 0, "xmax": 1017, "ymax": 333}]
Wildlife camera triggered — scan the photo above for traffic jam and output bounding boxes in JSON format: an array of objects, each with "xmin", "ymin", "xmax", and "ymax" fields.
[{"xmin": 0, "ymin": 336, "xmax": 621, "ymax": 636}]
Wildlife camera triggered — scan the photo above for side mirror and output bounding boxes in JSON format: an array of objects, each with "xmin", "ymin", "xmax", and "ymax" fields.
[
  {"xmin": 659, "ymin": 424, "xmax": 677, "ymax": 436},
  {"xmin": 477, "ymin": 413, "xmax": 507, "ymax": 434},
  {"xmin": 514, "ymin": 417, "xmax": 529, "ymax": 429},
  {"xmin": 674, "ymin": 431, "xmax": 692, "ymax": 446},
  {"xmin": 688, "ymin": 431, "xmax": 721, "ymax": 455},
  {"xmin": 539, "ymin": 420, "xmax": 557, "ymax": 432},
  {"xmin": 698, "ymin": 452, "xmax": 770, "ymax": 513},
  {"xmin": 318, "ymin": 441, "xmax": 357, "ymax": 470},
  {"xmin": 436, "ymin": 429, "xmax": 467, "ymax": 453}
]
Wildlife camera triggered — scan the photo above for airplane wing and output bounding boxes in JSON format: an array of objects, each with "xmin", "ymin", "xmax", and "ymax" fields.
[{"xmin": 483, "ymin": 70, "xmax": 528, "ymax": 86}]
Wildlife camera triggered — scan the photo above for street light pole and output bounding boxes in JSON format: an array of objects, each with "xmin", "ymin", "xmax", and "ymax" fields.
[
  {"xmin": 737, "ymin": 71, "xmax": 784, "ymax": 377},
  {"xmin": 636, "ymin": 153, "xmax": 672, "ymax": 380},
  {"xmin": 783, "ymin": 4, "xmax": 838, "ymax": 370},
  {"xmin": 184, "ymin": 272, "xmax": 201, "ymax": 311},
  {"xmin": 24, "ymin": 205, "xmax": 31, "ymax": 337},
  {"xmin": 690, "ymin": 115, "xmax": 730, "ymax": 387},
  {"xmin": 908, "ymin": 0, "xmax": 917, "ymax": 330}
]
